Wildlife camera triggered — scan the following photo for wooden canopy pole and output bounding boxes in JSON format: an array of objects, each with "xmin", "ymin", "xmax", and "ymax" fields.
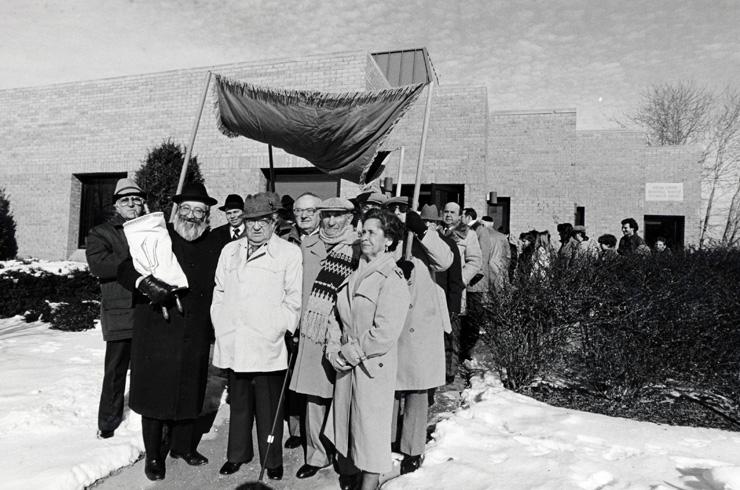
[
  {"xmin": 404, "ymin": 81, "xmax": 434, "ymax": 260},
  {"xmin": 268, "ymin": 144, "xmax": 276, "ymax": 192},
  {"xmin": 170, "ymin": 70, "xmax": 213, "ymax": 222},
  {"xmin": 395, "ymin": 146, "xmax": 405, "ymax": 197}
]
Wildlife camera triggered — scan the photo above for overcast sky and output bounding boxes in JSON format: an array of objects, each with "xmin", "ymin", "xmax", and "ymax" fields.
[{"xmin": 1, "ymin": 0, "xmax": 738, "ymax": 129}]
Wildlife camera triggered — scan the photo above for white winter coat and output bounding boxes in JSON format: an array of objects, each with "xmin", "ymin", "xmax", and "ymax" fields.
[{"xmin": 211, "ymin": 233, "xmax": 302, "ymax": 372}]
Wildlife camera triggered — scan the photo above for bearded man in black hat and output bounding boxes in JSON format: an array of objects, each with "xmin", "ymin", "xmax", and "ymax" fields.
[
  {"xmin": 117, "ymin": 182, "xmax": 223, "ymax": 481},
  {"xmin": 213, "ymin": 194, "xmax": 246, "ymax": 245}
]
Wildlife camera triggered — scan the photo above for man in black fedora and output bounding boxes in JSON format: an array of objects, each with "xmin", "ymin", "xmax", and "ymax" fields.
[
  {"xmin": 213, "ymin": 194, "xmax": 246, "ymax": 246},
  {"xmin": 117, "ymin": 182, "xmax": 224, "ymax": 481}
]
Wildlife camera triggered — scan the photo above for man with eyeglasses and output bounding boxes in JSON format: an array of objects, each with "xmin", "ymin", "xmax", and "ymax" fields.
[
  {"xmin": 212, "ymin": 192, "xmax": 302, "ymax": 480},
  {"xmin": 117, "ymin": 182, "xmax": 223, "ymax": 481},
  {"xmin": 86, "ymin": 178, "xmax": 145, "ymax": 440},
  {"xmin": 283, "ymin": 192, "xmax": 322, "ymax": 245}
]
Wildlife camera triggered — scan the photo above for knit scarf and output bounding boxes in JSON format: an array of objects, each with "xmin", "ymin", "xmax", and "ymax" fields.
[{"xmin": 301, "ymin": 225, "xmax": 359, "ymax": 344}]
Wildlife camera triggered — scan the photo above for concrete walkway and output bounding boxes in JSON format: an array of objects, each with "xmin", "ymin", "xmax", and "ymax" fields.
[{"xmin": 91, "ymin": 379, "xmax": 466, "ymax": 490}]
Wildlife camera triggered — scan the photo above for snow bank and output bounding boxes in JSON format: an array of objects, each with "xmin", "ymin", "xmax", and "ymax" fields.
[
  {"xmin": 0, "ymin": 317, "xmax": 143, "ymax": 490},
  {"xmin": 0, "ymin": 259, "xmax": 87, "ymax": 276},
  {"xmin": 386, "ymin": 372, "xmax": 740, "ymax": 490}
]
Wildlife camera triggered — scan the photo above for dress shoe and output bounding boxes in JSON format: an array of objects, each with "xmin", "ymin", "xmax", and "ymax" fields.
[
  {"xmin": 97, "ymin": 429, "xmax": 114, "ymax": 439},
  {"xmin": 296, "ymin": 463, "xmax": 321, "ymax": 478},
  {"xmin": 144, "ymin": 458, "xmax": 166, "ymax": 481},
  {"xmin": 170, "ymin": 450, "xmax": 208, "ymax": 466},
  {"xmin": 339, "ymin": 473, "xmax": 362, "ymax": 490},
  {"xmin": 284, "ymin": 435, "xmax": 302, "ymax": 449},
  {"xmin": 400, "ymin": 454, "xmax": 422, "ymax": 475},
  {"xmin": 219, "ymin": 461, "xmax": 242, "ymax": 475},
  {"xmin": 267, "ymin": 465, "xmax": 283, "ymax": 480}
]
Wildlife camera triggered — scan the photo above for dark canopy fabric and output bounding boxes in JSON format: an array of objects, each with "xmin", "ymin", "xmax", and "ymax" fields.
[{"xmin": 213, "ymin": 74, "xmax": 425, "ymax": 185}]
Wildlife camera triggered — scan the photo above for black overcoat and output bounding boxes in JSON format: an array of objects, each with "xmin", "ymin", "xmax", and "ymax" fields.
[{"xmin": 118, "ymin": 224, "xmax": 222, "ymax": 420}]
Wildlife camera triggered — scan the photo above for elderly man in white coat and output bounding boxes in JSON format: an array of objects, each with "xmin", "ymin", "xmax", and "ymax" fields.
[{"xmin": 211, "ymin": 192, "xmax": 302, "ymax": 480}]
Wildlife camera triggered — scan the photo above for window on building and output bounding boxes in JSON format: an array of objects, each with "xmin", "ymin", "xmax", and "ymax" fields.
[
  {"xmin": 76, "ymin": 172, "xmax": 128, "ymax": 248},
  {"xmin": 487, "ymin": 197, "xmax": 511, "ymax": 234},
  {"xmin": 575, "ymin": 206, "xmax": 585, "ymax": 226},
  {"xmin": 395, "ymin": 183, "xmax": 465, "ymax": 209},
  {"xmin": 644, "ymin": 215, "xmax": 685, "ymax": 250},
  {"xmin": 261, "ymin": 167, "xmax": 341, "ymax": 200}
]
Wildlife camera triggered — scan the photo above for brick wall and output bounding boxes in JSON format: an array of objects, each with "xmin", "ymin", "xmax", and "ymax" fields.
[
  {"xmin": 0, "ymin": 51, "xmax": 371, "ymax": 259},
  {"xmin": 0, "ymin": 49, "xmax": 703, "ymax": 259}
]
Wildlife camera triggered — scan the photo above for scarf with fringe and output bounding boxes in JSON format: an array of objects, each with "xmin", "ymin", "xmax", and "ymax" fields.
[{"xmin": 301, "ymin": 226, "xmax": 359, "ymax": 344}]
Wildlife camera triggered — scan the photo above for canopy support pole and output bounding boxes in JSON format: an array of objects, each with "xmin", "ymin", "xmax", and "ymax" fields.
[
  {"xmin": 395, "ymin": 146, "xmax": 405, "ymax": 197},
  {"xmin": 404, "ymin": 82, "xmax": 434, "ymax": 260},
  {"xmin": 170, "ymin": 70, "xmax": 213, "ymax": 221},
  {"xmin": 268, "ymin": 144, "xmax": 276, "ymax": 192}
]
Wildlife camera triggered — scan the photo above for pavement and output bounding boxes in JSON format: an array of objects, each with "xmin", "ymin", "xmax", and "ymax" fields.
[{"xmin": 91, "ymin": 376, "xmax": 468, "ymax": 490}]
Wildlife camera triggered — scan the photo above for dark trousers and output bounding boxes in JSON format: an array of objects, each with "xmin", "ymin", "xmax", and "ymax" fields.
[
  {"xmin": 227, "ymin": 370, "xmax": 286, "ymax": 469},
  {"xmin": 141, "ymin": 416, "xmax": 197, "ymax": 460},
  {"xmin": 444, "ymin": 314, "xmax": 461, "ymax": 380},
  {"xmin": 98, "ymin": 339, "xmax": 131, "ymax": 433},
  {"xmin": 461, "ymin": 292, "xmax": 486, "ymax": 360}
]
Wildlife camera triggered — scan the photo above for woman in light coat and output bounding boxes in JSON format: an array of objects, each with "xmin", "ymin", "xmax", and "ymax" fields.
[{"xmin": 325, "ymin": 208, "xmax": 410, "ymax": 490}]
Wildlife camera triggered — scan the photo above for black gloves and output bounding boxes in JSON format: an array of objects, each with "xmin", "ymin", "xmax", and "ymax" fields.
[
  {"xmin": 137, "ymin": 275, "xmax": 176, "ymax": 305},
  {"xmin": 396, "ymin": 259, "xmax": 415, "ymax": 280},
  {"xmin": 405, "ymin": 210, "xmax": 427, "ymax": 238}
]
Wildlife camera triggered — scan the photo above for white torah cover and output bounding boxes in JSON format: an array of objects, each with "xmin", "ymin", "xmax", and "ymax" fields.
[{"xmin": 122, "ymin": 212, "xmax": 189, "ymax": 289}]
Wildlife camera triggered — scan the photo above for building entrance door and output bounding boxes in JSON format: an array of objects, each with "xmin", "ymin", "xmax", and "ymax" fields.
[
  {"xmin": 396, "ymin": 183, "xmax": 464, "ymax": 209},
  {"xmin": 487, "ymin": 197, "xmax": 511, "ymax": 234},
  {"xmin": 644, "ymin": 214, "xmax": 685, "ymax": 250}
]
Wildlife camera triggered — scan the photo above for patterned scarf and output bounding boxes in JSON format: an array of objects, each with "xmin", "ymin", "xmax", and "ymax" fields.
[{"xmin": 301, "ymin": 225, "xmax": 359, "ymax": 344}]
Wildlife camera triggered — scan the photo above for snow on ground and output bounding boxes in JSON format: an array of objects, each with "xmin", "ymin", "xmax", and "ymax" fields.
[
  {"xmin": 0, "ymin": 317, "xmax": 143, "ymax": 490},
  {"xmin": 0, "ymin": 259, "xmax": 87, "ymax": 276},
  {"xmin": 387, "ymin": 372, "xmax": 740, "ymax": 490}
]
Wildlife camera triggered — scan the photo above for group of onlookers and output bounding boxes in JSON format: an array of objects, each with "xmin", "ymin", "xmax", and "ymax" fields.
[{"xmin": 87, "ymin": 180, "xmax": 515, "ymax": 490}]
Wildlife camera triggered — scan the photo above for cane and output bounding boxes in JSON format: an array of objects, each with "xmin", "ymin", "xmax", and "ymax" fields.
[{"xmin": 256, "ymin": 348, "xmax": 295, "ymax": 482}]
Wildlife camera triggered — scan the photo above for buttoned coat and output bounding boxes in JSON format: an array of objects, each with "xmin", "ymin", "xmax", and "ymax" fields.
[
  {"xmin": 396, "ymin": 230, "xmax": 453, "ymax": 391},
  {"xmin": 117, "ymin": 224, "xmax": 222, "ymax": 420},
  {"xmin": 469, "ymin": 227, "xmax": 511, "ymax": 294},
  {"xmin": 211, "ymin": 233, "xmax": 302, "ymax": 373},
  {"xmin": 86, "ymin": 214, "xmax": 135, "ymax": 342},
  {"xmin": 324, "ymin": 254, "xmax": 410, "ymax": 473},
  {"xmin": 289, "ymin": 233, "xmax": 361, "ymax": 398},
  {"xmin": 211, "ymin": 223, "xmax": 246, "ymax": 248}
]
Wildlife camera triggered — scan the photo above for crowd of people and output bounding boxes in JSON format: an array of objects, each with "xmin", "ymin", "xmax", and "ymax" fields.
[{"xmin": 85, "ymin": 178, "xmax": 671, "ymax": 489}]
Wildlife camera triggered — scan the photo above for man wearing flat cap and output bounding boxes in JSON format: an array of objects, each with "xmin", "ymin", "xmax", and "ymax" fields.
[
  {"xmin": 211, "ymin": 192, "xmax": 303, "ymax": 480},
  {"xmin": 117, "ymin": 182, "xmax": 224, "ymax": 481},
  {"xmin": 213, "ymin": 194, "xmax": 246, "ymax": 245},
  {"xmin": 86, "ymin": 178, "xmax": 146, "ymax": 440},
  {"xmin": 289, "ymin": 197, "xmax": 361, "ymax": 479}
]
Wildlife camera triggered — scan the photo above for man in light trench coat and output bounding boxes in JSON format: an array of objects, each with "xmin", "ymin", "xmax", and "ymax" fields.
[
  {"xmin": 211, "ymin": 192, "xmax": 302, "ymax": 480},
  {"xmin": 392, "ymin": 205, "xmax": 453, "ymax": 474},
  {"xmin": 288, "ymin": 197, "xmax": 361, "ymax": 479}
]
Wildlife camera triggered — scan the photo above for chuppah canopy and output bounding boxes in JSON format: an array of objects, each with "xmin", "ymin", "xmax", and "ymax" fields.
[{"xmin": 213, "ymin": 74, "xmax": 426, "ymax": 185}]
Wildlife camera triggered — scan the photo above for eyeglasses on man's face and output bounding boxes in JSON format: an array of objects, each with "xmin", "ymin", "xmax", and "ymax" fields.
[
  {"xmin": 178, "ymin": 205, "xmax": 207, "ymax": 219},
  {"xmin": 245, "ymin": 217, "xmax": 273, "ymax": 228},
  {"xmin": 389, "ymin": 204, "xmax": 408, "ymax": 213},
  {"xmin": 293, "ymin": 207, "xmax": 317, "ymax": 216},
  {"xmin": 116, "ymin": 196, "xmax": 144, "ymax": 207}
]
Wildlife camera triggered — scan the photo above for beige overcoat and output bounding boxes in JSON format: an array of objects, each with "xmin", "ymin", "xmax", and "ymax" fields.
[
  {"xmin": 324, "ymin": 254, "xmax": 410, "ymax": 474},
  {"xmin": 289, "ymin": 233, "xmax": 361, "ymax": 398},
  {"xmin": 395, "ymin": 230, "xmax": 453, "ymax": 391}
]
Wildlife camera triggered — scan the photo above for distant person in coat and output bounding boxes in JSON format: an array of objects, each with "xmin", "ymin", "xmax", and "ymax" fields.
[
  {"xmin": 394, "ymin": 208, "xmax": 453, "ymax": 474},
  {"xmin": 653, "ymin": 236, "xmax": 673, "ymax": 255},
  {"xmin": 86, "ymin": 178, "xmax": 145, "ymax": 439},
  {"xmin": 212, "ymin": 192, "xmax": 302, "ymax": 480},
  {"xmin": 461, "ymin": 207, "xmax": 481, "ymax": 231},
  {"xmin": 117, "ymin": 182, "xmax": 223, "ymax": 481},
  {"xmin": 324, "ymin": 208, "xmax": 410, "ymax": 490},
  {"xmin": 279, "ymin": 191, "xmax": 323, "ymax": 450},
  {"xmin": 618, "ymin": 217, "xmax": 651, "ymax": 256},
  {"xmin": 289, "ymin": 198, "xmax": 360, "ymax": 480},
  {"xmin": 571, "ymin": 225, "xmax": 599, "ymax": 260},
  {"xmin": 212, "ymin": 194, "xmax": 246, "ymax": 245},
  {"xmin": 597, "ymin": 233, "xmax": 619, "ymax": 259}
]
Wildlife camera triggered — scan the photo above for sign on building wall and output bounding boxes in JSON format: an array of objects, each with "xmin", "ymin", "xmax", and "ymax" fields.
[{"xmin": 645, "ymin": 183, "xmax": 684, "ymax": 202}]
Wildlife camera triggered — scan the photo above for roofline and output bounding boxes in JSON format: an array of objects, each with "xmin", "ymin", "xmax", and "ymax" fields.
[{"xmin": 491, "ymin": 108, "xmax": 577, "ymax": 115}]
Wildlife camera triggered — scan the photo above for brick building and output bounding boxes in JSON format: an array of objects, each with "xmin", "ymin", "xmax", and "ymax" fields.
[{"xmin": 0, "ymin": 49, "xmax": 701, "ymax": 260}]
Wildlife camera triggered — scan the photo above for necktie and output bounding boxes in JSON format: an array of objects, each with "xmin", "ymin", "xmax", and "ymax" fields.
[{"xmin": 232, "ymin": 227, "xmax": 240, "ymax": 240}]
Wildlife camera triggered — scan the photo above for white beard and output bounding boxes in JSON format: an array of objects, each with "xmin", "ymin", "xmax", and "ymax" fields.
[{"xmin": 173, "ymin": 214, "xmax": 209, "ymax": 241}]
